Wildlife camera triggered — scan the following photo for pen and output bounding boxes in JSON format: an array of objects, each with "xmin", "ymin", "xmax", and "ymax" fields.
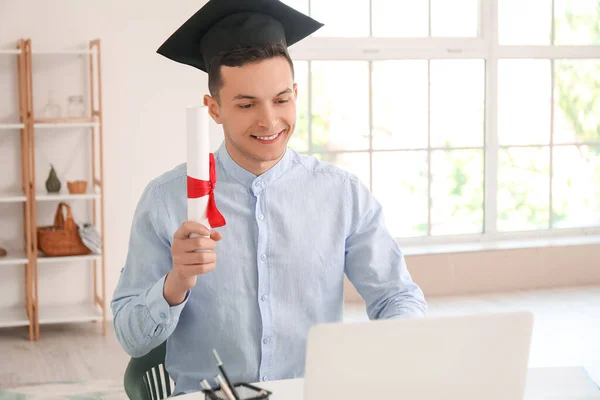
[
  {"xmin": 213, "ymin": 349, "xmax": 241, "ymax": 400},
  {"xmin": 200, "ymin": 379, "xmax": 212, "ymax": 391},
  {"xmin": 200, "ymin": 379, "xmax": 218, "ymax": 400},
  {"xmin": 214, "ymin": 374, "xmax": 236, "ymax": 400}
]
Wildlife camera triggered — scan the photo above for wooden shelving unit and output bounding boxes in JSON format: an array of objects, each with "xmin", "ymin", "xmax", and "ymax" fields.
[
  {"xmin": 0, "ymin": 191, "xmax": 28, "ymax": 203},
  {"xmin": 0, "ymin": 39, "xmax": 34, "ymax": 340},
  {"xmin": 0, "ymin": 123, "xmax": 26, "ymax": 130},
  {"xmin": 0, "ymin": 38, "xmax": 106, "ymax": 341},
  {"xmin": 0, "ymin": 248, "xmax": 29, "ymax": 266},
  {"xmin": 35, "ymin": 191, "xmax": 101, "ymax": 201},
  {"xmin": 34, "ymin": 119, "xmax": 99, "ymax": 129}
]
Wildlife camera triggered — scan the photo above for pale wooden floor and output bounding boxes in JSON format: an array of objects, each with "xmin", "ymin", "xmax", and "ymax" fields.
[
  {"xmin": 0, "ymin": 322, "xmax": 129, "ymax": 389},
  {"xmin": 1, "ymin": 284, "xmax": 599, "ymax": 390}
]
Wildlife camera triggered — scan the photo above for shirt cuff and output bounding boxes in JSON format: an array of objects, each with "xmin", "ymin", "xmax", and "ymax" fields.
[{"xmin": 145, "ymin": 273, "xmax": 190, "ymax": 325}]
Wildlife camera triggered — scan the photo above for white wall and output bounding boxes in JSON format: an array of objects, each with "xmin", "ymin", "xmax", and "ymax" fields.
[
  {"xmin": 345, "ymin": 243, "xmax": 600, "ymax": 302},
  {"xmin": 0, "ymin": 0, "xmax": 218, "ymax": 310}
]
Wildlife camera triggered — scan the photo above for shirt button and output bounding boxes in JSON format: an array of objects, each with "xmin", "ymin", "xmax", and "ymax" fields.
[
  {"xmin": 260, "ymin": 254, "xmax": 267, "ymax": 261},
  {"xmin": 261, "ymin": 295, "xmax": 268, "ymax": 302},
  {"xmin": 257, "ymin": 214, "xmax": 264, "ymax": 220},
  {"xmin": 160, "ymin": 312, "xmax": 167, "ymax": 319},
  {"xmin": 262, "ymin": 376, "xmax": 268, "ymax": 382},
  {"xmin": 263, "ymin": 338, "xmax": 270, "ymax": 344}
]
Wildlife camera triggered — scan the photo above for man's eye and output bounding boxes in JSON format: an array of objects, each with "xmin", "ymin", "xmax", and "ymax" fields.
[
  {"xmin": 277, "ymin": 99, "xmax": 289, "ymax": 104},
  {"xmin": 239, "ymin": 104, "xmax": 253, "ymax": 109}
]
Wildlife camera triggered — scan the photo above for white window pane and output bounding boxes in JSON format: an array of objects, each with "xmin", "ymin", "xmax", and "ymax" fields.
[
  {"xmin": 431, "ymin": 150, "xmax": 484, "ymax": 235},
  {"xmin": 498, "ymin": 147, "xmax": 550, "ymax": 232},
  {"xmin": 311, "ymin": 61, "xmax": 369, "ymax": 151},
  {"xmin": 431, "ymin": 0, "xmax": 480, "ymax": 37},
  {"xmin": 373, "ymin": 151, "xmax": 428, "ymax": 238},
  {"xmin": 289, "ymin": 61, "xmax": 309, "ymax": 153},
  {"xmin": 499, "ymin": 0, "xmax": 552, "ymax": 45},
  {"xmin": 280, "ymin": 0, "xmax": 309, "ymax": 16},
  {"xmin": 313, "ymin": 152, "xmax": 370, "ymax": 188},
  {"xmin": 498, "ymin": 60, "xmax": 551, "ymax": 146},
  {"xmin": 430, "ymin": 60, "xmax": 485, "ymax": 147},
  {"xmin": 372, "ymin": 61, "xmax": 428, "ymax": 149},
  {"xmin": 310, "ymin": 0, "xmax": 370, "ymax": 37},
  {"xmin": 552, "ymin": 146, "xmax": 600, "ymax": 228},
  {"xmin": 371, "ymin": 0, "xmax": 428, "ymax": 37},
  {"xmin": 555, "ymin": 0, "xmax": 600, "ymax": 45},
  {"xmin": 554, "ymin": 60, "xmax": 600, "ymax": 144}
]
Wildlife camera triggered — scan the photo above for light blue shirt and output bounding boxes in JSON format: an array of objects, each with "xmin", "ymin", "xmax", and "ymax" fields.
[{"xmin": 111, "ymin": 142, "xmax": 427, "ymax": 395}]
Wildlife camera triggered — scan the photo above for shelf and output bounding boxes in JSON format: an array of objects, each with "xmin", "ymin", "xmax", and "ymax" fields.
[
  {"xmin": 0, "ymin": 123, "xmax": 25, "ymax": 130},
  {"xmin": 0, "ymin": 191, "xmax": 27, "ymax": 203},
  {"xmin": 34, "ymin": 117, "xmax": 95, "ymax": 124},
  {"xmin": 0, "ymin": 249, "xmax": 28, "ymax": 266},
  {"xmin": 36, "ymin": 191, "xmax": 100, "ymax": 201},
  {"xmin": 0, "ymin": 305, "xmax": 30, "ymax": 328},
  {"xmin": 2, "ymin": 39, "xmax": 106, "ymax": 339},
  {"xmin": 37, "ymin": 252, "xmax": 101, "ymax": 264},
  {"xmin": 2, "ymin": 49, "xmax": 93, "ymax": 56},
  {"xmin": 34, "ymin": 118, "xmax": 98, "ymax": 129},
  {"xmin": 32, "ymin": 49, "xmax": 94, "ymax": 55},
  {"xmin": 38, "ymin": 303, "xmax": 102, "ymax": 325}
]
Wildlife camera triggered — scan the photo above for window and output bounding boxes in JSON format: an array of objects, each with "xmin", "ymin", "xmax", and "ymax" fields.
[{"xmin": 284, "ymin": 0, "xmax": 600, "ymax": 243}]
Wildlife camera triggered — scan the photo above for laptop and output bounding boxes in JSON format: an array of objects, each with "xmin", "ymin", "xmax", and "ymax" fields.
[{"xmin": 303, "ymin": 311, "xmax": 534, "ymax": 400}]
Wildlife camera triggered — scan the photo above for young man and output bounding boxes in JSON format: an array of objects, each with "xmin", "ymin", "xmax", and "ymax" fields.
[{"xmin": 112, "ymin": 0, "xmax": 426, "ymax": 395}]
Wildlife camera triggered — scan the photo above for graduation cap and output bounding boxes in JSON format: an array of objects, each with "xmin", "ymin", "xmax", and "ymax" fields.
[{"xmin": 157, "ymin": 0, "xmax": 324, "ymax": 73}]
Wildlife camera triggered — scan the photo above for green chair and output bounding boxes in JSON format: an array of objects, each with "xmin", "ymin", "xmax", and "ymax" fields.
[{"xmin": 124, "ymin": 341, "xmax": 173, "ymax": 400}]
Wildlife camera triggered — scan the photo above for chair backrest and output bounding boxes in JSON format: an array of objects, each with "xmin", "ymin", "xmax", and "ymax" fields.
[{"xmin": 124, "ymin": 342, "xmax": 173, "ymax": 400}]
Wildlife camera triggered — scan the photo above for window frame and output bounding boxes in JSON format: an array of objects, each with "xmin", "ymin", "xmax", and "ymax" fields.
[{"xmin": 287, "ymin": 0, "xmax": 600, "ymax": 245}]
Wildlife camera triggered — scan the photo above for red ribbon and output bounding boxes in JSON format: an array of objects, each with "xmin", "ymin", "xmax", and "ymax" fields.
[{"xmin": 187, "ymin": 153, "xmax": 226, "ymax": 228}]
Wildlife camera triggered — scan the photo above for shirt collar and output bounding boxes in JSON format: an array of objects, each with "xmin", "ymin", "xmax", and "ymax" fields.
[{"xmin": 214, "ymin": 141, "xmax": 294, "ymax": 193}]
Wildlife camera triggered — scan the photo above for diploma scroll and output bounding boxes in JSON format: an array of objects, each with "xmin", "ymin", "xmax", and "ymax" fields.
[{"xmin": 186, "ymin": 105, "xmax": 211, "ymax": 235}]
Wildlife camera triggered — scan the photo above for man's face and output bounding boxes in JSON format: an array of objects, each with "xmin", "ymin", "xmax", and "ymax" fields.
[{"xmin": 206, "ymin": 56, "xmax": 298, "ymax": 172}]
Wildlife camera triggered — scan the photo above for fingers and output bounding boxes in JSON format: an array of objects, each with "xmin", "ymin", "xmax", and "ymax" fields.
[
  {"xmin": 170, "ymin": 222, "xmax": 222, "ymax": 280},
  {"xmin": 170, "ymin": 261, "xmax": 217, "ymax": 281},
  {"xmin": 210, "ymin": 230, "xmax": 223, "ymax": 241},
  {"xmin": 176, "ymin": 236, "xmax": 217, "ymax": 252},
  {"xmin": 173, "ymin": 221, "xmax": 223, "ymax": 241},
  {"xmin": 179, "ymin": 262, "xmax": 217, "ymax": 276},
  {"xmin": 171, "ymin": 221, "xmax": 222, "ymax": 279},
  {"xmin": 172, "ymin": 250, "xmax": 216, "ymax": 267},
  {"xmin": 173, "ymin": 221, "xmax": 211, "ymax": 239}
]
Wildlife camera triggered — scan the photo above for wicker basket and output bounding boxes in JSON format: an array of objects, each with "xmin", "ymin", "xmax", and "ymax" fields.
[
  {"xmin": 37, "ymin": 202, "xmax": 91, "ymax": 257},
  {"xmin": 67, "ymin": 180, "xmax": 88, "ymax": 194}
]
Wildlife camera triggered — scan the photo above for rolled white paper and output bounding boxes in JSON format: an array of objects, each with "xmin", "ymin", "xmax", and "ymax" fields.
[{"xmin": 187, "ymin": 105, "xmax": 211, "ymax": 230}]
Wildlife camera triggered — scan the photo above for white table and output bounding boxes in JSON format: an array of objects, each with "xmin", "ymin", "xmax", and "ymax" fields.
[{"xmin": 182, "ymin": 367, "xmax": 600, "ymax": 400}]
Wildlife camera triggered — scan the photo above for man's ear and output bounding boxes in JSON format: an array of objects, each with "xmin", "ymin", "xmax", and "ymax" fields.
[
  {"xmin": 204, "ymin": 94, "xmax": 222, "ymax": 124},
  {"xmin": 293, "ymin": 83, "xmax": 298, "ymax": 101}
]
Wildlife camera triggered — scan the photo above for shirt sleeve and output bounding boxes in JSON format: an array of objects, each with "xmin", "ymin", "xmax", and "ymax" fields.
[
  {"xmin": 343, "ymin": 178, "xmax": 427, "ymax": 320},
  {"xmin": 111, "ymin": 180, "xmax": 189, "ymax": 358}
]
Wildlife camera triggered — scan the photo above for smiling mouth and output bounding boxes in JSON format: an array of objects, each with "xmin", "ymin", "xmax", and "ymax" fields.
[{"xmin": 251, "ymin": 130, "xmax": 284, "ymax": 142}]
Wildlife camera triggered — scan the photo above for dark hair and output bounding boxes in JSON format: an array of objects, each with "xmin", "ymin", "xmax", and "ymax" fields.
[{"xmin": 207, "ymin": 42, "xmax": 295, "ymax": 101}]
